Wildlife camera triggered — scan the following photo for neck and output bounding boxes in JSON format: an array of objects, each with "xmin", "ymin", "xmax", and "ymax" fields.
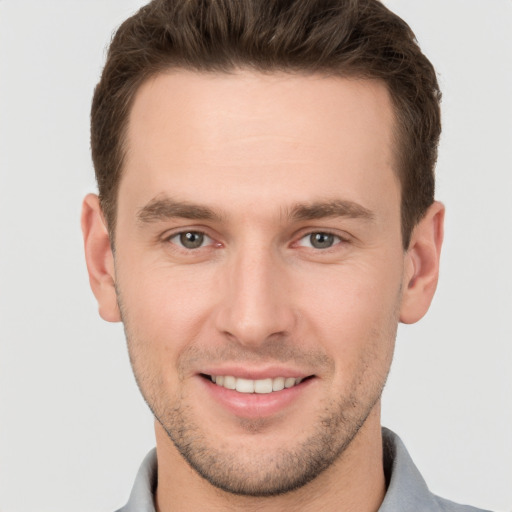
[{"xmin": 154, "ymin": 405, "xmax": 386, "ymax": 512}]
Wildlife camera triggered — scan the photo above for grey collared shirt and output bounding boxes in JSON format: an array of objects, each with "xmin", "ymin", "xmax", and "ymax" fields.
[{"xmin": 116, "ymin": 428, "xmax": 492, "ymax": 512}]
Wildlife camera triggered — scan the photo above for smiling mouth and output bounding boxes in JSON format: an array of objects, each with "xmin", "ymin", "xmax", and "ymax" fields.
[{"xmin": 201, "ymin": 374, "xmax": 313, "ymax": 394}]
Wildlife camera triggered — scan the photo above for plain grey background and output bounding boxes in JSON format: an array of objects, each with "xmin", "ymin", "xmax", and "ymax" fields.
[{"xmin": 0, "ymin": 1, "xmax": 511, "ymax": 511}]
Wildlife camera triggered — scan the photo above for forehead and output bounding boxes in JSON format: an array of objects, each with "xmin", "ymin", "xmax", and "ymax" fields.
[{"xmin": 121, "ymin": 69, "xmax": 399, "ymax": 220}]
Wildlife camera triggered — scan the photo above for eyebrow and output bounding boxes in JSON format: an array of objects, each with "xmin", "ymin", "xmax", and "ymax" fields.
[
  {"xmin": 288, "ymin": 200, "xmax": 375, "ymax": 222},
  {"xmin": 137, "ymin": 197, "xmax": 374, "ymax": 225},
  {"xmin": 137, "ymin": 197, "xmax": 222, "ymax": 224}
]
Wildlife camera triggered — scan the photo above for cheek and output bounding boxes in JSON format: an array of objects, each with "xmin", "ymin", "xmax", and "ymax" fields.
[
  {"xmin": 297, "ymin": 255, "xmax": 403, "ymax": 317},
  {"xmin": 117, "ymin": 262, "xmax": 221, "ymax": 365},
  {"xmin": 293, "ymin": 258, "xmax": 402, "ymax": 369}
]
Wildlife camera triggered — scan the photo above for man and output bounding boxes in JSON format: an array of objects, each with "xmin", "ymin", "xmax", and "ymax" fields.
[{"xmin": 81, "ymin": 1, "xmax": 490, "ymax": 510}]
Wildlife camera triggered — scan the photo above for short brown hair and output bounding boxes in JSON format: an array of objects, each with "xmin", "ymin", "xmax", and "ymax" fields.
[{"xmin": 91, "ymin": 0, "xmax": 441, "ymax": 248}]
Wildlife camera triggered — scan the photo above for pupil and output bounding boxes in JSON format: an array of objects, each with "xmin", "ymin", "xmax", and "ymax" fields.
[
  {"xmin": 311, "ymin": 233, "xmax": 333, "ymax": 249},
  {"xmin": 180, "ymin": 232, "xmax": 204, "ymax": 249}
]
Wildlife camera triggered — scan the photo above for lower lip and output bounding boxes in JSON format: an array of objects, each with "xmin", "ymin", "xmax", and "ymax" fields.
[{"xmin": 200, "ymin": 376, "xmax": 314, "ymax": 419}]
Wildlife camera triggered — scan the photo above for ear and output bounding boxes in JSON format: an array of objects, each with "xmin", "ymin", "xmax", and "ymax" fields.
[
  {"xmin": 400, "ymin": 201, "xmax": 445, "ymax": 324},
  {"xmin": 81, "ymin": 194, "xmax": 121, "ymax": 322}
]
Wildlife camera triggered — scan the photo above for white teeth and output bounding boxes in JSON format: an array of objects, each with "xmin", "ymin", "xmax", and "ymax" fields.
[
  {"xmin": 210, "ymin": 375, "xmax": 305, "ymax": 393},
  {"xmin": 272, "ymin": 377, "xmax": 285, "ymax": 391},
  {"xmin": 223, "ymin": 375, "xmax": 236, "ymax": 390},
  {"xmin": 284, "ymin": 377, "xmax": 296, "ymax": 388},
  {"xmin": 254, "ymin": 378, "xmax": 273, "ymax": 394},
  {"xmin": 236, "ymin": 378, "xmax": 254, "ymax": 393}
]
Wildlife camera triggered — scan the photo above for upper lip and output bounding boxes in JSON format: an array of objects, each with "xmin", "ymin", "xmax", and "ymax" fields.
[{"xmin": 198, "ymin": 366, "xmax": 313, "ymax": 380}]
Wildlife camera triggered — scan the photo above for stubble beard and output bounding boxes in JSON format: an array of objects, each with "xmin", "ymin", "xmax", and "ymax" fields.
[
  {"xmin": 117, "ymin": 289, "xmax": 398, "ymax": 497},
  {"xmin": 124, "ymin": 338, "xmax": 394, "ymax": 497},
  {"xmin": 152, "ymin": 380, "xmax": 385, "ymax": 497}
]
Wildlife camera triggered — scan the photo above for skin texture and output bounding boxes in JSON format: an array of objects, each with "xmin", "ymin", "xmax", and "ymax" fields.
[{"xmin": 82, "ymin": 70, "xmax": 444, "ymax": 512}]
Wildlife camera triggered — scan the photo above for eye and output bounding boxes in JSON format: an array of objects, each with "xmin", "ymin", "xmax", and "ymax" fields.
[
  {"xmin": 297, "ymin": 232, "xmax": 342, "ymax": 249},
  {"xmin": 168, "ymin": 231, "xmax": 212, "ymax": 249}
]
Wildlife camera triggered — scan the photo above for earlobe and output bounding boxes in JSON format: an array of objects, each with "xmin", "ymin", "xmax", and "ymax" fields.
[
  {"xmin": 400, "ymin": 201, "xmax": 445, "ymax": 324},
  {"xmin": 81, "ymin": 194, "xmax": 121, "ymax": 322}
]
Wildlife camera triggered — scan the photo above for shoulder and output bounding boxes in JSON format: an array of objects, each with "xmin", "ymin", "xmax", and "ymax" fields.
[
  {"xmin": 380, "ymin": 428, "xmax": 493, "ymax": 512},
  {"xmin": 432, "ymin": 495, "xmax": 492, "ymax": 512}
]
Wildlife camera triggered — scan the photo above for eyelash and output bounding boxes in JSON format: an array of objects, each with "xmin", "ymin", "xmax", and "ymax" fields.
[
  {"xmin": 164, "ymin": 229, "xmax": 348, "ymax": 252},
  {"xmin": 166, "ymin": 231, "xmax": 216, "ymax": 250},
  {"xmin": 295, "ymin": 231, "xmax": 345, "ymax": 250}
]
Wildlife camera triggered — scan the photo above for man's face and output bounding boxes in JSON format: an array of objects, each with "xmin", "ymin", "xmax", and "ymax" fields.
[{"xmin": 114, "ymin": 70, "xmax": 406, "ymax": 495}]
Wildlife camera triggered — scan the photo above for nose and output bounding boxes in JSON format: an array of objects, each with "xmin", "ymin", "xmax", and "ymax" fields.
[{"xmin": 213, "ymin": 245, "xmax": 296, "ymax": 348}]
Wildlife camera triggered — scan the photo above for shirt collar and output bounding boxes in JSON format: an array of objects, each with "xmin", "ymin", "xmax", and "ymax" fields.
[
  {"xmin": 117, "ymin": 448, "xmax": 157, "ymax": 512},
  {"xmin": 116, "ymin": 428, "xmax": 481, "ymax": 512}
]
